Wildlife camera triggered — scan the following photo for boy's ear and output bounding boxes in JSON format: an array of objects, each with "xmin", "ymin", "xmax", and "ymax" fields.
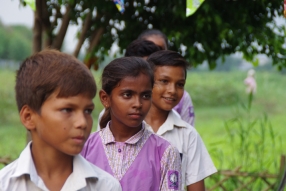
[
  {"xmin": 99, "ymin": 90, "xmax": 110, "ymax": 108},
  {"xmin": 19, "ymin": 105, "xmax": 37, "ymax": 131}
]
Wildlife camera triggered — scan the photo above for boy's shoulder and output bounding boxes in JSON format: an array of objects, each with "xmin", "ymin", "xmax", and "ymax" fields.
[
  {"xmin": 0, "ymin": 145, "xmax": 121, "ymax": 191},
  {"xmin": 143, "ymin": 122, "xmax": 175, "ymax": 148},
  {"xmin": 0, "ymin": 143, "xmax": 34, "ymax": 190},
  {"xmin": 0, "ymin": 159, "xmax": 19, "ymax": 184},
  {"xmin": 75, "ymin": 155, "xmax": 122, "ymax": 190}
]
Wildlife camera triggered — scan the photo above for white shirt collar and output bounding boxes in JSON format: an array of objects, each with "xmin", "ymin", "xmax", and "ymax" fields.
[
  {"xmin": 147, "ymin": 110, "xmax": 187, "ymax": 136},
  {"xmin": 11, "ymin": 142, "xmax": 98, "ymax": 190}
]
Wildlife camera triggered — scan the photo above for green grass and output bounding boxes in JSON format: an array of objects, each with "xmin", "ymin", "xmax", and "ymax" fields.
[
  {"xmin": 0, "ymin": 69, "xmax": 285, "ymax": 177},
  {"xmin": 188, "ymin": 71, "xmax": 286, "ymax": 172}
]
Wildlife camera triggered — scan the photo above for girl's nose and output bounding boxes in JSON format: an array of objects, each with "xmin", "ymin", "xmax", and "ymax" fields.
[{"xmin": 133, "ymin": 97, "xmax": 142, "ymax": 108}]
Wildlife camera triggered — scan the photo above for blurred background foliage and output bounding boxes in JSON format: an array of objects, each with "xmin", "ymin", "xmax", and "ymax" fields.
[
  {"xmin": 13, "ymin": 0, "xmax": 286, "ymax": 70},
  {"xmin": 0, "ymin": 21, "xmax": 32, "ymax": 61}
]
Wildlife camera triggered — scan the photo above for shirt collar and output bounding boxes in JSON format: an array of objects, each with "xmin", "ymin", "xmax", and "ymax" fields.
[
  {"xmin": 61, "ymin": 155, "xmax": 98, "ymax": 190},
  {"xmin": 156, "ymin": 110, "xmax": 187, "ymax": 135},
  {"xmin": 101, "ymin": 121, "xmax": 146, "ymax": 145},
  {"xmin": 11, "ymin": 142, "xmax": 40, "ymax": 180},
  {"xmin": 11, "ymin": 142, "xmax": 98, "ymax": 190}
]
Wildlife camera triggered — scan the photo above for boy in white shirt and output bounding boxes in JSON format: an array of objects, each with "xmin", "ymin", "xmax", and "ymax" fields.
[
  {"xmin": 145, "ymin": 50, "xmax": 217, "ymax": 191},
  {"xmin": 0, "ymin": 49, "xmax": 122, "ymax": 191}
]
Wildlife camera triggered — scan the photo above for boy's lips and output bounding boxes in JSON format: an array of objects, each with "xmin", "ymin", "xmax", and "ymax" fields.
[
  {"xmin": 162, "ymin": 96, "xmax": 176, "ymax": 104},
  {"xmin": 72, "ymin": 136, "xmax": 85, "ymax": 144}
]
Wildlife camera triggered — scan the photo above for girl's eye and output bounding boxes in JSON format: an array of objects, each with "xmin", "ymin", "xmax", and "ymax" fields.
[
  {"xmin": 122, "ymin": 92, "xmax": 132, "ymax": 98},
  {"xmin": 84, "ymin": 109, "xmax": 93, "ymax": 115},
  {"xmin": 142, "ymin": 93, "xmax": 152, "ymax": 99}
]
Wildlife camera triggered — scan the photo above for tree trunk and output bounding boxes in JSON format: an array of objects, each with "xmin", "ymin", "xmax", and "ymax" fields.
[
  {"xmin": 73, "ymin": 12, "xmax": 92, "ymax": 57},
  {"xmin": 32, "ymin": 0, "xmax": 43, "ymax": 53},
  {"xmin": 41, "ymin": 0, "xmax": 53, "ymax": 49},
  {"xmin": 52, "ymin": 3, "xmax": 75, "ymax": 50},
  {"xmin": 88, "ymin": 27, "xmax": 104, "ymax": 53}
]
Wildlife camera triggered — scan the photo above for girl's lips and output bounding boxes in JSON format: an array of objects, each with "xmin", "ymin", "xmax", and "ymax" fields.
[{"xmin": 129, "ymin": 113, "xmax": 142, "ymax": 119}]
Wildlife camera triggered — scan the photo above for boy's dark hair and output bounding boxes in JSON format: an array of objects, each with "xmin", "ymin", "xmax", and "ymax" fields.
[
  {"xmin": 147, "ymin": 50, "xmax": 189, "ymax": 78},
  {"xmin": 100, "ymin": 57, "xmax": 154, "ymax": 129},
  {"xmin": 16, "ymin": 49, "xmax": 97, "ymax": 113},
  {"xmin": 124, "ymin": 39, "xmax": 162, "ymax": 57},
  {"xmin": 138, "ymin": 29, "xmax": 168, "ymax": 49}
]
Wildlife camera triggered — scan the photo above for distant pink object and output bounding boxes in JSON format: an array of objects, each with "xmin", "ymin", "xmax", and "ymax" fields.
[{"xmin": 244, "ymin": 69, "xmax": 257, "ymax": 94}]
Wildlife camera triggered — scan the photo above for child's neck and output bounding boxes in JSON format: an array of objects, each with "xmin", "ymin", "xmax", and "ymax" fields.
[
  {"xmin": 109, "ymin": 122, "xmax": 142, "ymax": 142},
  {"xmin": 145, "ymin": 105, "xmax": 169, "ymax": 133},
  {"xmin": 31, "ymin": 142, "xmax": 73, "ymax": 191}
]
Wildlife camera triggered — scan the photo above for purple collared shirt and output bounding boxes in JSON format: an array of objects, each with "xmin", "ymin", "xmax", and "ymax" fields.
[{"xmin": 81, "ymin": 122, "xmax": 182, "ymax": 191}]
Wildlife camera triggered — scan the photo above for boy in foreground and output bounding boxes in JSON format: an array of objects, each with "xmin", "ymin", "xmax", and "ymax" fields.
[{"xmin": 0, "ymin": 50, "xmax": 122, "ymax": 191}]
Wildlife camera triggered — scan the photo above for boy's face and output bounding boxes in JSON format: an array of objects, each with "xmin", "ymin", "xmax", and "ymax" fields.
[
  {"xmin": 30, "ymin": 91, "xmax": 94, "ymax": 156},
  {"xmin": 152, "ymin": 66, "xmax": 185, "ymax": 112},
  {"xmin": 102, "ymin": 73, "xmax": 152, "ymax": 130}
]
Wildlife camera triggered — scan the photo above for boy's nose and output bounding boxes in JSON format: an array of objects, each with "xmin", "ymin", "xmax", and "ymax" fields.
[
  {"xmin": 75, "ymin": 112, "xmax": 88, "ymax": 129},
  {"xmin": 167, "ymin": 84, "xmax": 176, "ymax": 94}
]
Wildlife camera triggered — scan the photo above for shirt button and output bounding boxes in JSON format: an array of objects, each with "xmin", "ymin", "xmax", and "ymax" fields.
[{"xmin": 118, "ymin": 148, "xmax": 121, "ymax": 153}]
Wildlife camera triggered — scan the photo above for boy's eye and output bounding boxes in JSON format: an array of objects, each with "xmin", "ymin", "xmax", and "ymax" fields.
[
  {"xmin": 157, "ymin": 79, "xmax": 168, "ymax": 84},
  {"xmin": 84, "ymin": 109, "xmax": 93, "ymax": 114},
  {"xmin": 61, "ymin": 108, "xmax": 72, "ymax": 113},
  {"xmin": 177, "ymin": 83, "xmax": 185, "ymax": 88}
]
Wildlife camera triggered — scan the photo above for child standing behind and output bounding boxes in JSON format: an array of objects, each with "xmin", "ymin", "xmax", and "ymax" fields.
[
  {"xmin": 146, "ymin": 50, "xmax": 217, "ymax": 191},
  {"xmin": 0, "ymin": 50, "xmax": 122, "ymax": 191},
  {"xmin": 138, "ymin": 29, "xmax": 195, "ymax": 126},
  {"xmin": 81, "ymin": 57, "xmax": 182, "ymax": 191}
]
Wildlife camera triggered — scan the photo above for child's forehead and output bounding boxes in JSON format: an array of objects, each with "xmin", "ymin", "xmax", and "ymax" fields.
[
  {"xmin": 145, "ymin": 35, "xmax": 166, "ymax": 49},
  {"xmin": 121, "ymin": 73, "xmax": 151, "ymax": 82},
  {"xmin": 154, "ymin": 66, "xmax": 186, "ymax": 78},
  {"xmin": 46, "ymin": 89, "xmax": 94, "ymax": 101},
  {"xmin": 154, "ymin": 65, "xmax": 185, "ymax": 72},
  {"xmin": 115, "ymin": 73, "xmax": 152, "ymax": 87}
]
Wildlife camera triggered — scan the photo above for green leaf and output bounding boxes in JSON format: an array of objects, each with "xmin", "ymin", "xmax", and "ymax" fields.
[{"xmin": 23, "ymin": 0, "xmax": 35, "ymax": 11}]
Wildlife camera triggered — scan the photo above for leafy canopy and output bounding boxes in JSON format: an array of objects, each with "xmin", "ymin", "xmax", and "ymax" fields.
[{"xmin": 21, "ymin": 0, "xmax": 285, "ymax": 69}]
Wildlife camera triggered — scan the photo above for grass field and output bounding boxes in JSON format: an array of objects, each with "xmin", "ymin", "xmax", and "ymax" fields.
[{"xmin": 0, "ymin": 68, "xmax": 285, "ymax": 176}]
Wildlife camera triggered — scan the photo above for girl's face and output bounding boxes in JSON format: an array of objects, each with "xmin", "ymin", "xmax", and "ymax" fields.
[{"xmin": 105, "ymin": 73, "xmax": 152, "ymax": 130}]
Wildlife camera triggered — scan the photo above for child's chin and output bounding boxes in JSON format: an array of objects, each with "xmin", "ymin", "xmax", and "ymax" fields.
[{"xmin": 65, "ymin": 148, "xmax": 83, "ymax": 156}]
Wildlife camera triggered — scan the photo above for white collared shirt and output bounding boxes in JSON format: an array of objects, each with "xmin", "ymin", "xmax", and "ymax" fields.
[
  {"xmin": 146, "ymin": 110, "xmax": 217, "ymax": 187},
  {"xmin": 0, "ymin": 142, "xmax": 122, "ymax": 191}
]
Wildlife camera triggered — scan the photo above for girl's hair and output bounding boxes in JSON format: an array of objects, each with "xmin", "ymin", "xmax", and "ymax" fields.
[
  {"xmin": 100, "ymin": 57, "xmax": 154, "ymax": 129},
  {"xmin": 138, "ymin": 29, "xmax": 168, "ymax": 49}
]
